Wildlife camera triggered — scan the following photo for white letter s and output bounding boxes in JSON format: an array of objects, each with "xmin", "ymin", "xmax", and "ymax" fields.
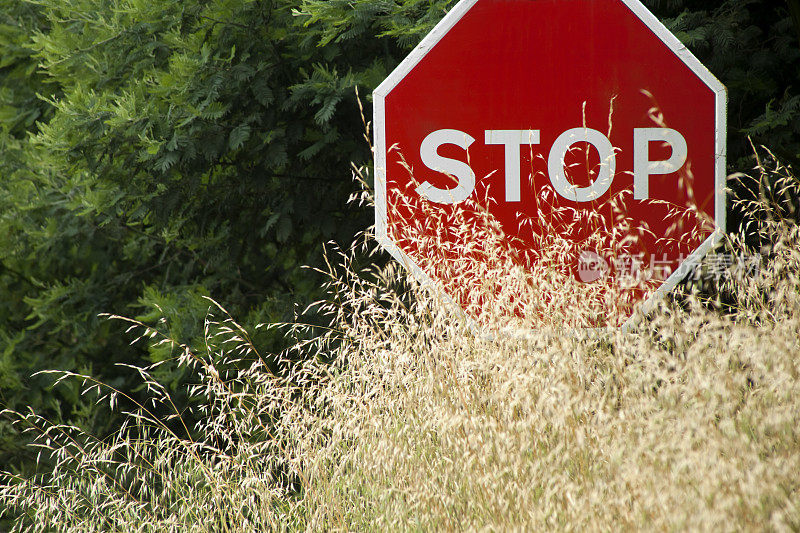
[{"xmin": 416, "ymin": 129, "xmax": 476, "ymax": 204}]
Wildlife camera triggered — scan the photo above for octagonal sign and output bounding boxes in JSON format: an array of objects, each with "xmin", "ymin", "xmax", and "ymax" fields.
[{"xmin": 374, "ymin": 0, "xmax": 726, "ymax": 327}]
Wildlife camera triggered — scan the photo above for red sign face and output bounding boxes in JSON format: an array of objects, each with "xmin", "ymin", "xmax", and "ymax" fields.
[{"xmin": 374, "ymin": 0, "xmax": 726, "ymax": 328}]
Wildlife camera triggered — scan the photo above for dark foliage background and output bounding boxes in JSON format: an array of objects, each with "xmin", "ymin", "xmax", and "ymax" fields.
[{"xmin": 0, "ymin": 0, "xmax": 797, "ymax": 478}]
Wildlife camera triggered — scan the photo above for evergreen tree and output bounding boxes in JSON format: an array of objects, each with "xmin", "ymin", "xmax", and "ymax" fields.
[{"xmin": 0, "ymin": 0, "xmax": 381, "ymax": 470}]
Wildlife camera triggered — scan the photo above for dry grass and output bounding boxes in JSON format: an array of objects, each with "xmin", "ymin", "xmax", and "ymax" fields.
[{"xmin": 1, "ymin": 154, "xmax": 799, "ymax": 531}]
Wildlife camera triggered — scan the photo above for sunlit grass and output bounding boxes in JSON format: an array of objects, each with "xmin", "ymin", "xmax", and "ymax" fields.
[{"xmin": 1, "ymin": 154, "xmax": 798, "ymax": 531}]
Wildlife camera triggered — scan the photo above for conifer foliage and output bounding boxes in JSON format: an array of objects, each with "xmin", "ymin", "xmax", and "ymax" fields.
[{"xmin": 0, "ymin": 0, "xmax": 381, "ymax": 468}]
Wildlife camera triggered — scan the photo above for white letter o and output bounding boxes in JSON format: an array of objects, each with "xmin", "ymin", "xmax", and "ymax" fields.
[{"xmin": 547, "ymin": 128, "xmax": 616, "ymax": 202}]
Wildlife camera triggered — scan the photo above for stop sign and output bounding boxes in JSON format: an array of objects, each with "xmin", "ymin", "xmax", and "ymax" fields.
[{"xmin": 374, "ymin": 0, "xmax": 726, "ymax": 327}]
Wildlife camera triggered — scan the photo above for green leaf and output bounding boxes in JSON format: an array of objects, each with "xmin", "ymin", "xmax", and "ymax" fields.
[{"xmin": 228, "ymin": 124, "xmax": 251, "ymax": 150}]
